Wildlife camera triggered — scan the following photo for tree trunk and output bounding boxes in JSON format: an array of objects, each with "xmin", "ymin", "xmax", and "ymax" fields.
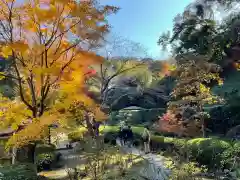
[
  {"xmin": 28, "ymin": 143, "xmax": 37, "ymax": 164},
  {"xmin": 11, "ymin": 146, "xmax": 17, "ymax": 165},
  {"xmin": 48, "ymin": 127, "xmax": 51, "ymax": 145},
  {"xmin": 202, "ymin": 119, "xmax": 205, "ymax": 138},
  {"xmin": 11, "ymin": 132, "xmax": 17, "ymax": 165},
  {"xmin": 85, "ymin": 114, "xmax": 94, "ymax": 137},
  {"xmin": 199, "ymin": 104, "xmax": 205, "ymax": 138}
]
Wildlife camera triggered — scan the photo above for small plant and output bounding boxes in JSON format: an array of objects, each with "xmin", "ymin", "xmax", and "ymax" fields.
[
  {"xmin": 36, "ymin": 153, "xmax": 54, "ymax": 171},
  {"xmin": 167, "ymin": 161, "xmax": 207, "ymax": 180}
]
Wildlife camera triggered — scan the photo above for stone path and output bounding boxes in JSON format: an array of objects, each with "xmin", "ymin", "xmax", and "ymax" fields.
[
  {"xmin": 117, "ymin": 139, "xmax": 171, "ymax": 180},
  {"xmin": 39, "ymin": 133, "xmax": 170, "ymax": 180},
  {"xmin": 38, "ymin": 147, "xmax": 85, "ymax": 179}
]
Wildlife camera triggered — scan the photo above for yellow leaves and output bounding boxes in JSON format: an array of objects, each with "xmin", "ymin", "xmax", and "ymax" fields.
[
  {"xmin": 31, "ymin": 44, "xmax": 45, "ymax": 54},
  {"xmin": 6, "ymin": 122, "xmax": 43, "ymax": 149},
  {"xmin": 61, "ymin": 41, "xmax": 70, "ymax": 49},
  {"xmin": 24, "ymin": 20, "xmax": 38, "ymax": 32},
  {"xmin": 40, "ymin": 27, "xmax": 48, "ymax": 34},
  {"xmin": 11, "ymin": 123, "xmax": 18, "ymax": 131},
  {"xmin": 94, "ymin": 107, "xmax": 106, "ymax": 122},
  {"xmin": 67, "ymin": 1, "xmax": 77, "ymax": 11},
  {"xmin": 34, "ymin": 4, "xmax": 57, "ymax": 22},
  {"xmin": 169, "ymin": 64, "xmax": 177, "ymax": 72},
  {"xmin": 32, "ymin": 67, "xmax": 49, "ymax": 75},
  {"xmin": 0, "ymin": 0, "xmax": 117, "ymax": 149},
  {"xmin": 71, "ymin": 26, "xmax": 77, "ymax": 34},
  {"xmin": 10, "ymin": 41, "xmax": 29, "ymax": 53},
  {"xmin": 0, "ymin": 72, "xmax": 5, "ymax": 80},
  {"xmin": 218, "ymin": 79, "xmax": 224, "ymax": 86},
  {"xmin": 1, "ymin": 46, "xmax": 12, "ymax": 58},
  {"xmin": 76, "ymin": 51, "xmax": 104, "ymax": 66},
  {"xmin": 5, "ymin": 0, "xmax": 16, "ymax": 3},
  {"xmin": 55, "ymin": 0, "xmax": 70, "ymax": 4},
  {"xmin": 1, "ymin": 41, "xmax": 28, "ymax": 58},
  {"xmin": 59, "ymin": 23, "xmax": 65, "ymax": 32},
  {"xmin": 234, "ymin": 62, "xmax": 240, "ymax": 70},
  {"xmin": 200, "ymin": 83, "xmax": 210, "ymax": 94}
]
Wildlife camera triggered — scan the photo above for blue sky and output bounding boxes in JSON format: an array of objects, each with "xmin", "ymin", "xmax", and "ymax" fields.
[{"xmin": 101, "ymin": 0, "xmax": 193, "ymax": 59}]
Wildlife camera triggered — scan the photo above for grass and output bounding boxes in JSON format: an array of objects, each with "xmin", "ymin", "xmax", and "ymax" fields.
[
  {"xmin": 68, "ymin": 125, "xmax": 146, "ymax": 141},
  {"xmin": 100, "ymin": 125, "xmax": 144, "ymax": 134}
]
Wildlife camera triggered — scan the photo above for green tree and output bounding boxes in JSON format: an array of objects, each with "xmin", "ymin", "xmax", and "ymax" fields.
[{"xmin": 158, "ymin": 0, "xmax": 240, "ymax": 64}]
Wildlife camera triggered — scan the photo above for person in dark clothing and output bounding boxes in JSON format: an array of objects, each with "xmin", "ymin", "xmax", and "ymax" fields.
[
  {"xmin": 118, "ymin": 127, "xmax": 124, "ymax": 146},
  {"xmin": 126, "ymin": 126, "xmax": 133, "ymax": 147},
  {"xmin": 122, "ymin": 127, "xmax": 128, "ymax": 145},
  {"xmin": 92, "ymin": 120, "xmax": 100, "ymax": 137}
]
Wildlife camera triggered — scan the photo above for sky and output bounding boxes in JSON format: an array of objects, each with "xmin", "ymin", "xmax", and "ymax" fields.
[{"xmin": 101, "ymin": 0, "xmax": 193, "ymax": 59}]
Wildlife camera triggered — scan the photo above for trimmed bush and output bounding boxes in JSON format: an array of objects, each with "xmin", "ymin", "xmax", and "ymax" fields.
[
  {"xmin": 186, "ymin": 138, "xmax": 232, "ymax": 169},
  {"xmin": 233, "ymin": 142, "xmax": 240, "ymax": 156},
  {"xmin": 0, "ymin": 163, "xmax": 37, "ymax": 180},
  {"xmin": 35, "ymin": 143, "xmax": 56, "ymax": 155},
  {"xmin": 103, "ymin": 126, "xmax": 240, "ymax": 170}
]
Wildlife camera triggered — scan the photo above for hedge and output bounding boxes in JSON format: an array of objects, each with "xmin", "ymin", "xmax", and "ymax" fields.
[
  {"xmin": 103, "ymin": 127, "xmax": 240, "ymax": 170},
  {"xmin": 35, "ymin": 143, "xmax": 56, "ymax": 155}
]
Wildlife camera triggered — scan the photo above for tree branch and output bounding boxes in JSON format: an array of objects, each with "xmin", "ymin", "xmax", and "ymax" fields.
[{"xmin": 13, "ymin": 61, "xmax": 33, "ymax": 111}]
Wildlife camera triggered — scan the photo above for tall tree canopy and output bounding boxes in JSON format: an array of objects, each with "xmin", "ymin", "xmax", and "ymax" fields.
[{"xmin": 158, "ymin": 0, "xmax": 240, "ymax": 68}]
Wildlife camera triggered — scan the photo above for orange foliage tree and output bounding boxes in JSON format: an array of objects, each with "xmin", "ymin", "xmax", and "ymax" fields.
[
  {"xmin": 0, "ymin": 0, "xmax": 118, "ymax": 148},
  {"xmin": 159, "ymin": 54, "xmax": 223, "ymax": 137}
]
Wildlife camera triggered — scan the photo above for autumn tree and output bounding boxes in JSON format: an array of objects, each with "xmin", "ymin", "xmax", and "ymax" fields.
[
  {"xmin": 166, "ymin": 54, "xmax": 223, "ymax": 137},
  {"xmin": 0, "ymin": 0, "xmax": 118, "ymax": 151}
]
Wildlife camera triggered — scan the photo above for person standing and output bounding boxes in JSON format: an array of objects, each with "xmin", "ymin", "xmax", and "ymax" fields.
[
  {"xmin": 92, "ymin": 119, "xmax": 100, "ymax": 137},
  {"xmin": 119, "ymin": 120, "xmax": 125, "ymax": 130},
  {"xmin": 118, "ymin": 126, "xmax": 124, "ymax": 146},
  {"xmin": 122, "ymin": 125, "xmax": 128, "ymax": 146},
  {"xmin": 142, "ymin": 126, "xmax": 151, "ymax": 154},
  {"xmin": 126, "ymin": 125, "xmax": 133, "ymax": 147}
]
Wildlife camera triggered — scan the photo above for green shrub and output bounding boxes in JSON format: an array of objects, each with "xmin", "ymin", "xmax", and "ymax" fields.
[
  {"xmin": 36, "ymin": 153, "xmax": 54, "ymax": 171},
  {"xmin": 233, "ymin": 142, "xmax": 240, "ymax": 156},
  {"xmin": 35, "ymin": 143, "xmax": 56, "ymax": 155},
  {"xmin": 102, "ymin": 125, "xmax": 240, "ymax": 170},
  {"xmin": 104, "ymin": 132, "xmax": 118, "ymax": 145},
  {"xmin": 168, "ymin": 162, "xmax": 207, "ymax": 180},
  {"xmin": 185, "ymin": 138, "xmax": 231, "ymax": 169},
  {"xmin": 68, "ymin": 129, "xmax": 86, "ymax": 142},
  {"xmin": 35, "ymin": 144, "xmax": 56, "ymax": 171},
  {"xmin": 221, "ymin": 141, "xmax": 240, "ymax": 169},
  {"xmin": 0, "ymin": 163, "xmax": 37, "ymax": 180}
]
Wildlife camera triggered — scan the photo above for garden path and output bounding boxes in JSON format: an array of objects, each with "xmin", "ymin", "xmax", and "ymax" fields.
[{"xmin": 116, "ymin": 139, "xmax": 171, "ymax": 180}]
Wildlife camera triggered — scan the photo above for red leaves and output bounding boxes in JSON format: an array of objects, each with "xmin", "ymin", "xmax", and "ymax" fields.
[{"xmin": 85, "ymin": 68, "xmax": 96, "ymax": 76}]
